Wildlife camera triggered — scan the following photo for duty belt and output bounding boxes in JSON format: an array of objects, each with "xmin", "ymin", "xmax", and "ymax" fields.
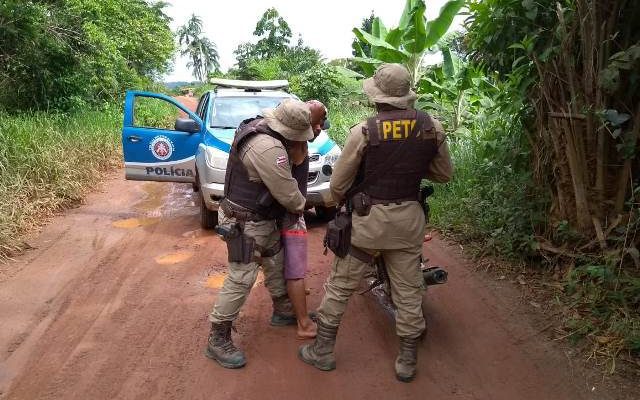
[
  {"xmin": 368, "ymin": 195, "xmax": 419, "ymax": 206},
  {"xmin": 349, "ymin": 245, "xmax": 375, "ymax": 264},
  {"xmin": 220, "ymin": 198, "xmax": 268, "ymax": 222}
]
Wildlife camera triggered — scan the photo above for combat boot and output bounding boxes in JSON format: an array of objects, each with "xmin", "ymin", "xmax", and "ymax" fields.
[
  {"xmin": 395, "ymin": 337, "xmax": 419, "ymax": 382},
  {"xmin": 270, "ymin": 295, "xmax": 297, "ymax": 326},
  {"xmin": 205, "ymin": 321, "xmax": 246, "ymax": 369},
  {"xmin": 298, "ymin": 320, "xmax": 338, "ymax": 371}
]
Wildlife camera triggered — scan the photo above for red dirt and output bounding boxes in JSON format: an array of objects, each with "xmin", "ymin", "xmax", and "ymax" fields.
[
  {"xmin": 0, "ymin": 177, "xmax": 634, "ymax": 400},
  {"xmin": 174, "ymin": 95, "xmax": 198, "ymax": 116}
]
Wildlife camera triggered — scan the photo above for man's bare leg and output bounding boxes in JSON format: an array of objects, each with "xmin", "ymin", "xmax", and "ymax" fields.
[{"xmin": 287, "ymin": 279, "xmax": 317, "ymax": 339}]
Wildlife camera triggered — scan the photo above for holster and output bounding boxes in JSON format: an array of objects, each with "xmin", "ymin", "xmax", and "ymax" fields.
[
  {"xmin": 351, "ymin": 192, "xmax": 372, "ymax": 216},
  {"xmin": 323, "ymin": 211, "xmax": 352, "ymax": 258},
  {"xmin": 217, "ymin": 222, "xmax": 256, "ymax": 264},
  {"xmin": 227, "ymin": 234, "xmax": 255, "ymax": 264}
]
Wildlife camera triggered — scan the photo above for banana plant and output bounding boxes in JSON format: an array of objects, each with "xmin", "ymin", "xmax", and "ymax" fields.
[
  {"xmin": 352, "ymin": 0, "xmax": 464, "ymax": 85},
  {"xmin": 418, "ymin": 47, "xmax": 493, "ymax": 132}
]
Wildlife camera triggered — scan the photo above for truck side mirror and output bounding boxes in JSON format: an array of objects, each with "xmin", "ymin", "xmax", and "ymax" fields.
[{"xmin": 175, "ymin": 118, "xmax": 200, "ymax": 133}]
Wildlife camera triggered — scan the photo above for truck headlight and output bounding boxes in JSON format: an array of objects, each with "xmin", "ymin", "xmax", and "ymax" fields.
[
  {"xmin": 323, "ymin": 145, "xmax": 341, "ymax": 166},
  {"xmin": 204, "ymin": 146, "xmax": 229, "ymax": 169}
]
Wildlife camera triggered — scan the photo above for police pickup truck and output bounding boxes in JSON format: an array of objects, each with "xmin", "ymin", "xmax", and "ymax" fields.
[{"xmin": 121, "ymin": 79, "xmax": 340, "ymax": 228}]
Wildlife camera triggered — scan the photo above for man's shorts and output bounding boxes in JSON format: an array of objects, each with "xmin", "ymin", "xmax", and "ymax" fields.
[{"xmin": 282, "ymin": 228, "xmax": 307, "ymax": 280}]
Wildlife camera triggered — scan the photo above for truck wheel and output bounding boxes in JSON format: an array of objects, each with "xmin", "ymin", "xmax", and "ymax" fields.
[
  {"xmin": 315, "ymin": 205, "xmax": 337, "ymax": 221},
  {"xmin": 200, "ymin": 192, "xmax": 217, "ymax": 230}
]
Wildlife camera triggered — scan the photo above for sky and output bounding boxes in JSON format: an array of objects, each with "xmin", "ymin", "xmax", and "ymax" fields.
[{"xmin": 163, "ymin": 0, "xmax": 465, "ymax": 82}]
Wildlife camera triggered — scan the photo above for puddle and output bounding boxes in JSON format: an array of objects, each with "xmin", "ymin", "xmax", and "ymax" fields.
[
  {"xmin": 154, "ymin": 250, "xmax": 194, "ymax": 265},
  {"xmin": 112, "ymin": 217, "xmax": 159, "ymax": 229},
  {"xmin": 205, "ymin": 274, "xmax": 227, "ymax": 289},
  {"xmin": 131, "ymin": 182, "xmax": 197, "ymax": 220},
  {"xmin": 135, "ymin": 183, "xmax": 167, "ymax": 213}
]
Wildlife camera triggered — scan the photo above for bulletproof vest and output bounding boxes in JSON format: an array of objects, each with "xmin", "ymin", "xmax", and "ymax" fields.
[
  {"xmin": 360, "ymin": 109, "xmax": 439, "ymax": 201},
  {"xmin": 223, "ymin": 117, "xmax": 287, "ymax": 219}
]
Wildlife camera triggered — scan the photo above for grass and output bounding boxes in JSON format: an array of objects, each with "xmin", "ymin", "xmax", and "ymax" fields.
[
  {"xmin": 563, "ymin": 263, "xmax": 640, "ymax": 372},
  {"xmin": 326, "ymin": 101, "xmax": 371, "ymax": 146},
  {"xmin": 0, "ymin": 106, "xmax": 122, "ymax": 258}
]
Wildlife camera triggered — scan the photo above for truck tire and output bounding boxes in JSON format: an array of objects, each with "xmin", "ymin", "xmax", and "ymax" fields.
[
  {"xmin": 200, "ymin": 192, "xmax": 217, "ymax": 230},
  {"xmin": 315, "ymin": 205, "xmax": 337, "ymax": 221}
]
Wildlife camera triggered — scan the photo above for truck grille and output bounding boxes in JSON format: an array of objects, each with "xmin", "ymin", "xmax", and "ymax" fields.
[{"xmin": 307, "ymin": 171, "xmax": 318, "ymax": 184}]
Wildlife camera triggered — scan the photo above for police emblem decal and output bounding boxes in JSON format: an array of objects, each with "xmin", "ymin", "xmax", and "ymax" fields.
[{"xmin": 149, "ymin": 135, "xmax": 174, "ymax": 161}]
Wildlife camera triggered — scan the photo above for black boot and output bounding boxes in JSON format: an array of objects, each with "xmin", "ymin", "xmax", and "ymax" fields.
[
  {"xmin": 270, "ymin": 295, "xmax": 297, "ymax": 326},
  {"xmin": 395, "ymin": 337, "xmax": 419, "ymax": 382},
  {"xmin": 205, "ymin": 321, "xmax": 246, "ymax": 369},
  {"xmin": 298, "ymin": 320, "xmax": 338, "ymax": 371}
]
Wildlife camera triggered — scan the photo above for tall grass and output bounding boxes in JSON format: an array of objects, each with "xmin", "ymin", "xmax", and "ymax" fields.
[
  {"xmin": 428, "ymin": 125, "xmax": 545, "ymax": 259},
  {"xmin": 326, "ymin": 101, "xmax": 371, "ymax": 146},
  {"xmin": 0, "ymin": 107, "xmax": 122, "ymax": 257}
]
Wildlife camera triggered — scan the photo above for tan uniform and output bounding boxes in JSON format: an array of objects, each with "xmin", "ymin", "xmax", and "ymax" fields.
[
  {"xmin": 210, "ymin": 133, "xmax": 305, "ymax": 324},
  {"xmin": 317, "ymin": 115, "xmax": 453, "ymax": 338}
]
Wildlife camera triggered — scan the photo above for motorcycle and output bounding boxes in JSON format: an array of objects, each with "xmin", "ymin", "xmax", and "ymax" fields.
[{"xmin": 358, "ymin": 185, "xmax": 448, "ymax": 319}]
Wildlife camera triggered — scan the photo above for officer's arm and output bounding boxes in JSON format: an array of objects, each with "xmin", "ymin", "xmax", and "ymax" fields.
[
  {"xmin": 329, "ymin": 124, "xmax": 367, "ymax": 203},
  {"xmin": 425, "ymin": 120, "xmax": 454, "ymax": 183},
  {"xmin": 250, "ymin": 145, "xmax": 306, "ymax": 213}
]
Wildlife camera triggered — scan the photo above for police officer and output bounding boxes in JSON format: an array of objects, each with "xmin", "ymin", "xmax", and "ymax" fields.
[
  {"xmin": 298, "ymin": 64, "xmax": 453, "ymax": 382},
  {"xmin": 206, "ymin": 99, "xmax": 314, "ymax": 369}
]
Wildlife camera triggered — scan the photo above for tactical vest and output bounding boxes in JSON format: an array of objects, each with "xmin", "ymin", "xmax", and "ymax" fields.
[
  {"xmin": 359, "ymin": 109, "xmax": 439, "ymax": 201},
  {"xmin": 223, "ymin": 117, "xmax": 287, "ymax": 220}
]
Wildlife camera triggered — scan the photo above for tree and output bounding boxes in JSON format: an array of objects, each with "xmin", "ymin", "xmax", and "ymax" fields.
[
  {"xmin": 351, "ymin": 11, "xmax": 375, "ymax": 58},
  {"xmin": 253, "ymin": 7, "xmax": 292, "ymax": 59},
  {"xmin": 177, "ymin": 14, "xmax": 202, "ymax": 46},
  {"xmin": 290, "ymin": 64, "xmax": 344, "ymax": 105},
  {"xmin": 466, "ymin": 0, "xmax": 640, "ymax": 236},
  {"xmin": 0, "ymin": 0, "xmax": 175, "ymax": 110},
  {"xmin": 280, "ymin": 36, "xmax": 322, "ymax": 75},
  {"xmin": 232, "ymin": 17, "xmax": 321, "ymax": 80},
  {"xmin": 177, "ymin": 14, "xmax": 220, "ymax": 82},
  {"xmin": 352, "ymin": 0, "xmax": 464, "ymax": 85}
]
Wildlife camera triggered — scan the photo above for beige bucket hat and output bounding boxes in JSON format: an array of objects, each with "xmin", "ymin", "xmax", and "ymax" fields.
[
  {"xmin": 362, "ymin": 63, "xmax": 417, "ymax": 109},
  {"xmin": 262, "ymin": 98, "xmax": 314, "ymax": 141}
]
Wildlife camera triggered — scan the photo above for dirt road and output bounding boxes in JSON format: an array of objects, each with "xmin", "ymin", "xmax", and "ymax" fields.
[{"xmin": 0, "ymin": 175, "xmax": 631, "ymax": 400}]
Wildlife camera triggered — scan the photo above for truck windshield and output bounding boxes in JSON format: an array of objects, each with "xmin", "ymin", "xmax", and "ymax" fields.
[{"xmin": 210, "ymin": 97, "xmax": 285, "ymax": 128}]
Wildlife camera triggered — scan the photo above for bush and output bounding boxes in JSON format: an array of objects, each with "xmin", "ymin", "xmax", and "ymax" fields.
[
  {"xmin": 290, "ymin": 65, "xmax": 345, "ymax": 105},
  {"xmin": 0, "ymin": 0, "xmax": 175, "ymax": 111}
]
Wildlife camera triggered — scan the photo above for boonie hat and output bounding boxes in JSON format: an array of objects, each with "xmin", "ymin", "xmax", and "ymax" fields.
[
  {"xmin": 362, "ymin": 63, "xmax": 417, "ymax": 109},
  {"xmin": 262, "ymin": 99, "xmax": 314, "ymax": 141}
]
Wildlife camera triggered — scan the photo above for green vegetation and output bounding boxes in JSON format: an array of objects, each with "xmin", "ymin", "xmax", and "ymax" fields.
[
  {"xmin": 0, "ymin": 0, "xmax": 175, "ymax": 256},
  {"xmin": 352, "ymin": 0, "xmax": 464, "ymax": 84},
  {"xmin": 326, "ymin": 103, "xmax": 371, "ymax": 147},
  {"xmin": 178, "ymin": 14, "xmax": 220, "ymax": 82},
  {"xmin": 0, "ymin": 109, "xmax": 121, "ymax": 256},
  {"xmin": 0, "ymin": 0, "xmax": 175, "ymax": 111}
]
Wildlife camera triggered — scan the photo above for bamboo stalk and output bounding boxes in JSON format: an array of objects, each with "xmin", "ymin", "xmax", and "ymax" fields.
[
  {"xmin": 562, "ymin": 117, "xmax": 593, "ymax": 231},
  {"xmin": 614, "ymin": 103, "xmax": 640, "ymax": 212}
]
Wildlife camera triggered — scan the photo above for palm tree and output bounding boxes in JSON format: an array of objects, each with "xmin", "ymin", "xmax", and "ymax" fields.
[{"xmin": 177, "ymin": 14, "xmax": 219, "ymax": 81}]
